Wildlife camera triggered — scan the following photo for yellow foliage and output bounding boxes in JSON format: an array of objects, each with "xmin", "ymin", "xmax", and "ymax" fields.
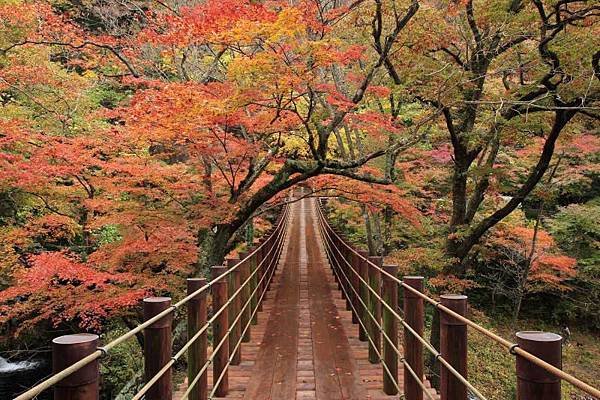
[{"xmin": 224, "ymin": 8, "xmax": 305, "ymax": 44}]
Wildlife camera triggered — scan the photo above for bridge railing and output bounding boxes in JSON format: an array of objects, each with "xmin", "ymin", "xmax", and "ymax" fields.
[
  {"xmin": 14, "ymin": 205, "xmax": 290, "ymax": 400},
  {"xmin": 315, "ymin": 198, "xmax": 600, "ymax": 400}
]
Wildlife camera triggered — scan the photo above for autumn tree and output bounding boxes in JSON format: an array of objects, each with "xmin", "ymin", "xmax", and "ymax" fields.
[
  {"xmin": 0, "ymin": 0, "xmax": 431, "ymax": 336},
  {"xmin": 378, "ymin": 0, "xmax": 600, "ymax": 270},
  {"xmin": 86, "ymin": 0, "xmax": 424, "ymax": 270}
]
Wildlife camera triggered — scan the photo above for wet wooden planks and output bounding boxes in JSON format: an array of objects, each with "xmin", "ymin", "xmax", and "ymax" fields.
[
  {"xmin": 172, "ymin": 203, "xmax": 296, "ymax": 399},
  {"xmin": 304, "ymin": 201, "xmax": 368, "ymax": 400},
  {"xmin": 175, "ymin": 198, "xmax": 440, "ymax": 399},
  {"xmin": 242, "ymin": 199, "xmax": 302, "ymax": 400},
  {"xmin": 311, "ymin": 200, "xmax": 440, "ymax": 400},
  {"xmin": 244, "ymin": 198, "xmax": 370, "ymax": 399},
  {"xmin": 172, "ymin": 292, "xmax": 278, "ymax": 399}
]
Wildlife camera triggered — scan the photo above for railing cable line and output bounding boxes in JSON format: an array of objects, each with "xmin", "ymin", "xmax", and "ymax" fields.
[
  {"xmin": 179, "ymin": 215, "xmax": 288, "ymax": 400},
  {"xmin": 186, "ymin": 216, "xmax": 290, "ymax": 400},
  {"xmin": 131, "ymin": 222, "xmax": 287, "ymax": 400},
  {"xmin": 320, "ymin": 223, "xmax": 487, "ymax": 400},
  {"xmin": 318, "ymin": 223, "xmax": 434, "ymax": 400},
  {"xmin": 16, "ymin": 198, "xmax": 600, "ymax": 400},
  {"xmin": 13, "ymin": 205, "xmax": 290, "ymax": 400},
  {"xmin": 322, "ymin": 237, "xmax": 402, "ymax": 395},
  {"xmin": 208, "ymin": 237, "xmax": 283, "ymax": 400},
  {"xmin": 316, "ymin": 211, "xmax": 486, "ymax": 399},
  {"xmin": 182, "ymin": 212, "xmax": 288, "ymax": 400},
  {"xmin": 316, "ymin": 199, "xmax": 600, "ymax": 399}
]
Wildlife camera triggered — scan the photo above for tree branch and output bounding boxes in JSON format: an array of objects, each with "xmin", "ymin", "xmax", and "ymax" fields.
[{"xmin": 2, "ymin": 40, "xmax": 139, "ymax": 77}]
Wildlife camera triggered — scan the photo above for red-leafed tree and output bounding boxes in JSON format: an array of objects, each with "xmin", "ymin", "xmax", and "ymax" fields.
[
  {"xmin": 378, "ymin": 0, "xmax": 600, "ymax": 270},
  {"xmin": 479, "ymin": 223, "xmax": 576, "ymax": 323},
  {"xmin": 0, "ymin": 251, "xmax": 148, "ymax": 335},
  {"xmin": 108, "ymin": 0, "xmax": 425, "ymax": 270},
  {"xmin": 0, "ymin": 0, "xmax": 426, "ymax": 334}
]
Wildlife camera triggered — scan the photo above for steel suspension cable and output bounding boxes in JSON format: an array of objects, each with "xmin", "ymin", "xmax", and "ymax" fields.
[
  {"xmin": 318, "ymin": 222, "xmax": 434, "ymax": 400},
  {"xmin": 317, "ymin": 208, "xmax": 488, "ymax": 400},
  {"xmin": 317, "ymin": 203, "xmax": 600, "ymax": 399}
]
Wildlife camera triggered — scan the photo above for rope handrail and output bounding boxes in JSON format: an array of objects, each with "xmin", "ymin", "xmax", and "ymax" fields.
[
  {"xmin": 137, "ymin": 210, "xmax": 289, "ymax": 400},
  {"xmin": 182, "ymin": 210, "xmax": 288, "ymax": 400},
  {"xmin": 318, "ymin": 220, "xmax": 434, "ymax": 400},
  {"xmin": 317, "ymin": 211, "xmax": 486, "ymax": 400},
  {"xmin": 322, "ymin": 235, "xmax": 402, "ymax": 395},
  {"xmin": 13, "ymin": 205, "xmax": 290, "ymax": 400},
  {"xmin": 131, "ymin": 217, "xmax": 288, "ymax": 400},
  {"xmin": 316, "ymin": 199, "xmax": 600, "ymax": 399},
  {"xmin": 208, "ymin": 232, "xmax": 285, "ymax": 399}
]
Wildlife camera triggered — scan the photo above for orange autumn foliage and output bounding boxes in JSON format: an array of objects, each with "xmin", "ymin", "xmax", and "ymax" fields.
[
  {"xmin": 0, "ymin": 252, "xmax": 148, "ymax": 334},
  {"xmin": 488, "ymin": 224, "xmax": 577, "ymax": 292},
  {"xmin": 0, "ymin": 0, "xmax": 422, "ymax": 337}
]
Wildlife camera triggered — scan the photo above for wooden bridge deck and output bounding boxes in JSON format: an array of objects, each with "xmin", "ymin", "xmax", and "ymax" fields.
[{"xmin": 176, "ymin": 198, "xmax": 439, "ymax": 399}]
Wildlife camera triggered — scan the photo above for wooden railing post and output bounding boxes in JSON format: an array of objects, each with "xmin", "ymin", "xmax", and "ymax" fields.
[
  {"xmin": 342, "ymin": 241, "xmax": 352, "ymax": 312},
  {"xmin": 349, "ymin": 249, "xmax": 359, "ymax": 324},
  {"xmin": 516, "ymin": 331, "xmax": 562, "ymax": 400},
  {"xmin": 403, "ymin": 276, "xmax": 424, "ymax": 400},
  {"xmin": 211, "ymin": 266, "xmax": 229, "ymax": 397},
  {"xmin": 368, "ymin": 255, "xmax": 383, "ymax": 364},
  {"xmin": 323, "ymin": 226, "xmax": 332, "ymax": 267},
  {"xmin": 238, "ymin": 251, "xmax": 252, "ymax": 342},
  {"xmin": 249, "ymin": 246, "xmax": 259, "ymax": 324},
  {"xmin": 254, "ymin": 238, "xmax": 265, "ymax": 311},
  {"xmin": 382, "ymin": 264, "xmax": 399, "ymax": 395},
  {"xmin": 358, "ymin": 250, "xmax": 369, "ymax": 342},
  {"xmin": 440, "ymin": 294, "xmax": 468, "ymax": 400},
  {"xmin": 226, "ymin": 258, "xmax": 242, "ymax": 365},
  {"xmin": 52, "ymin": 334, "xmax": 99, "ymax": 400},
  {"xmin": 143, "ymin": 297, "xmax": 173, "ymax": 400},
  {"xmin": 187, "ymin": 278, "xmax": 207, "ymax": 400}
]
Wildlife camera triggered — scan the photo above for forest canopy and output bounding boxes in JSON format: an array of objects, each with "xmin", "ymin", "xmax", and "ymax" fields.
[{"xmin": 0, "ymin": 0, "xmax": 598, "ymax": 397}]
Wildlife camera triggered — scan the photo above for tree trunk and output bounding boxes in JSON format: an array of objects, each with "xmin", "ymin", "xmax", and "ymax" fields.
[
  {"xmin": 445, "ymin": 157, "xmax": 471, "ymax": 270},
  {"xmin": 196, "ymin": 224, "xmax": 234, "ymax": 275},
  {"xmin": 449, "ymin": 163, "xmax": 469, "ymax": 228},
  {"xmin": 245, "ymin": 219, "xmax": 254, "ymax": 247},
  {"xmin": 428, "ymin": 310, "xmax": 441, "ymax": 389},
  {"xmin": 363, "ymin": 206, "xmax": 376, "ymax": 256},
  {"xmin": 445, "ymin": 107, "xmax": 576, "ymax": 272},
  {"xmin": 383, "ymin": 206, "xmax": 393, "ymax": 255}
]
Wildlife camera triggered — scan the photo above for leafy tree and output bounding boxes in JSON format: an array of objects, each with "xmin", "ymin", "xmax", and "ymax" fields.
[
  {"xmin": 476, "ymin": 221, "xmax": 577, "ymax": 323},
  {"xmin": 379, "ymin": 0, "xmax": 600, "ymax": 270},
  {"xmin": 549, "ymin": 200, "xmax": 600, "ymax": 328},
  {"xmin": 0, "ymin": 0, "xmax": 426, "ymax": 334}
]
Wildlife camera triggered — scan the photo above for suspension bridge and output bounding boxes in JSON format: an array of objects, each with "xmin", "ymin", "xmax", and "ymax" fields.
[{"xmin": 12, "ymin": 194, "xmax": 600, "ymax": 400}]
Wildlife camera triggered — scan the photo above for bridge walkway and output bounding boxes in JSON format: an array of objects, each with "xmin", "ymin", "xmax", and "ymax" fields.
[{"xmin": 175, "ymin": 197, "xmax": 433, "ymax": 399}]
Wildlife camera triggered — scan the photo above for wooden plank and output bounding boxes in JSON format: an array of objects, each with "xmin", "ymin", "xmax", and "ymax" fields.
[
  {"xmin": 173, "ymin": 273, "xmax": 279, "ymax": 399},
  {"xmin": 242, "ymin": 202, "xmax": 301, "ymax": 400},
  {"xmin": 305, "ymin": 200, "xmax": 368, "ymax": 400},
  {"xmin": 173, "ymin": 197, "xmax": 441, "ymax": 400}
]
